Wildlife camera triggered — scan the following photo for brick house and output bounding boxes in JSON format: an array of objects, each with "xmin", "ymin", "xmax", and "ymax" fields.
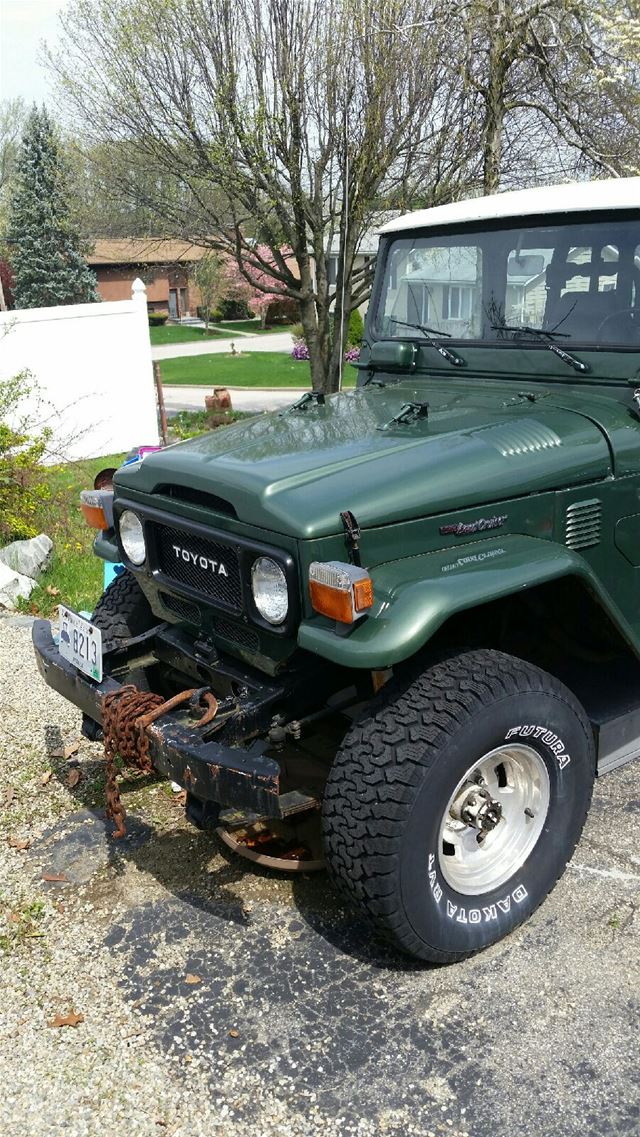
[{"xmin": 87, "ymin": 238, "xmax": 209, "ymax": 317}]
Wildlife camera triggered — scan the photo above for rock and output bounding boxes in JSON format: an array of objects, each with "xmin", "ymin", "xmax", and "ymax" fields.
[
  {"xmin": 0, "ymin": 560, "xmax": 36, "ymax": 610},
  {"xmin": 0, "ymin": 533, "xmax": 53, "ymax": 579}
]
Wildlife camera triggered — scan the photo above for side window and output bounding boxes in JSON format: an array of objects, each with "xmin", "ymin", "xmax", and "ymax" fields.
[{"xmin": 561, "ymin": 245, "xmax": 619, "ymax": 296}]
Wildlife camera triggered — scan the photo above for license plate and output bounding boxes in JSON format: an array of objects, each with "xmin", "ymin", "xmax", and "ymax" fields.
[{"xmin": 58, "ymin": 606, "xmax": 103, "ymax": 682}]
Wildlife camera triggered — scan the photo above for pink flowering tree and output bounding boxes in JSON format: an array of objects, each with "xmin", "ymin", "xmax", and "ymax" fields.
[{"xmin": 225, "ymin": 245, "xmax": 293, "ymax": 329}]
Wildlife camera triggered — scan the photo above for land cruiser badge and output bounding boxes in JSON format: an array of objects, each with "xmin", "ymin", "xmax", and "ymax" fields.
[{"xmin": 440, "ymin": 515, "xmax": 507, "ymax": 537}]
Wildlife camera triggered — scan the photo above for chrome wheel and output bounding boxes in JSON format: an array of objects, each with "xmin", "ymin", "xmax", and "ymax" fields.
[{"xmin": 438, "ymin": 744, "xmax": 550, "ymax": 895}]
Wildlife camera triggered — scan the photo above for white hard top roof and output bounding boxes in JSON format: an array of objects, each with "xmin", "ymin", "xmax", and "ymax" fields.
[{"xmin": 378, "ymin": 176, "xmax": 640, "ymax": 235}]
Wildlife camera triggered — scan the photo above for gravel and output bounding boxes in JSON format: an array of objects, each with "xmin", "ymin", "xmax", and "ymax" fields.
[{"xmin": 1, "ymin": 615, "xmax": 639, "ymax": 1137}]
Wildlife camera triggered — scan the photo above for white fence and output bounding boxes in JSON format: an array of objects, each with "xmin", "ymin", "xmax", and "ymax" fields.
[{"xmin": 0, "ymin": 279, "xmax": 159, "ymax": 462}]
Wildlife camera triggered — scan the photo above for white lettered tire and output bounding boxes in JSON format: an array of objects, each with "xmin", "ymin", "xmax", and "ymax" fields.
[{"xmin": 322, "ymin": 649, "xmax": 594, "ymax": 963}]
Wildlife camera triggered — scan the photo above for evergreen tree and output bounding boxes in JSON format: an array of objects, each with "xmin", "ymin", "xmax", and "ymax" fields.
[{"xmin": 7, "ymin": 106, "xmax": 98, "ymax": 308}]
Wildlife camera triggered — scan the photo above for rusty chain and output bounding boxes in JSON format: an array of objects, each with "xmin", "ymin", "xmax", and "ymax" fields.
[{"xmin": 101, "ymin": 685, "xmax": 218, "ymax": 839}]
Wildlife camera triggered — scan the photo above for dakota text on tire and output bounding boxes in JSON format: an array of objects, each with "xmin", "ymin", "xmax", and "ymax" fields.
[{"xmin": 322, "ymin": 649, "xmax": 595, "ymax": 964}]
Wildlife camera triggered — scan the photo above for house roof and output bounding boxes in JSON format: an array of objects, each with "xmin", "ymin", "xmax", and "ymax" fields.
[
  {"xmin": 379, "ymin": 176, "xmax": 640, "ymax": 235},
  {"xmin": 87, "ymin": 238, "xmax": 211, "ymax": 266},
  {"xmin": 327, "ymin": 213, "xmax": 400, "ymax": 256}
]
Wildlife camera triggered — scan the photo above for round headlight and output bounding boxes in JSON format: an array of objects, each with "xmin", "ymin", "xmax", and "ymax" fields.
[
  {"xmin": 119, "ymin": 510, "xmax": 146, "ymax": 565},
  {"xmin": 251, "ymin": 556, "xmax": 288, "ymax": 625}
]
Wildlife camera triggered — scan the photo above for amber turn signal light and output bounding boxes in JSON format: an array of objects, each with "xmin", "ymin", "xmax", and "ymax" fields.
[
  {"xmin": 308, "ymin": 561, "xmax": 374, "ymax": 624},
  {"xmin": 80, "ymin": 489, "xmax": 111, "ymax": 530}
]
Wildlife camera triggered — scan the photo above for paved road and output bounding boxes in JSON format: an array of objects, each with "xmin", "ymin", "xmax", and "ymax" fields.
[
  {"xmin": 152, "ymin": 332, "xmax": 293, "ymax": 361},
  {"xmin": 164, "ymin": 384, "xmax": 308, "ymax": 415},
  {"xmin": 1, "ymin": 619, "xmax": 639, "ymax": 1137}
]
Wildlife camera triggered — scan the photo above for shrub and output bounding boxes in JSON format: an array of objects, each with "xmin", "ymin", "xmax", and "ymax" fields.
[
  {"xmin": 347, "ymin": 307, "xmax": 364, "ymax": 347},
  {"xmin": 148, "ymin": 310, "xmax": 168, "ymax": 326},
  {"xmin": 345, "ymin": 346, "xmax": 361, "ymax": 363},
  {"xmin": 290, "ymin": 323, "xmax": 305, "ymax": 343},
  {"xmin": 0, "ymin": 371, "xmax": 54, "ymax": 542},
  {"xmin": 217, "ymin": 296, "xmax": 251, "ymax": 320},
  {"xmin": 268, "ymin": 297, "xmax": 297, "ymax": 324},
  {"xmin": 291, "ymin": 341, "xmax": 310, "ymax": 360}
]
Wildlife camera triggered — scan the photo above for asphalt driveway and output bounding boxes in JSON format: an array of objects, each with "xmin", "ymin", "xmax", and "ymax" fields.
[{"xmin": 0, "ymin": 616, "xmax": 638, "ymax": 1137}]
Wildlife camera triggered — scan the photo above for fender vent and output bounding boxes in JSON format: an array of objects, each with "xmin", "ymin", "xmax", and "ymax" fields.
[{"xmin": 564, "ymin": 499, "xmax": 602, "ymax": 550}]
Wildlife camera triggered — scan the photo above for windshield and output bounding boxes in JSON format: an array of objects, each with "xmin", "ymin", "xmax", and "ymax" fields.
[{"xmin": 374, "ymin": 217, "xmax": 640, "ymax": 347}]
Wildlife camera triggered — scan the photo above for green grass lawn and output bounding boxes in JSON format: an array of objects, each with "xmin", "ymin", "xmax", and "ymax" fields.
[
  {"xmin": 149, "ymin": 320, "xmax": 292, "ymax": 346},
  {"xmin": 159, "ymin": 351, "xmax": 358, "ymax": 388},
  {"xmin": 217, "ymin": 319, "xmax": 292, "ymax": 336},
  {"xmin": 159, "ymin": 351, "xmax": 313, "ymax": 387},
  {"xmin": 149, "ymin": 324, "xmax": 225, "ymax": 346},
  {"xmin": 20, "ymin": 453, "xmax": 126, "ymax": 619}
]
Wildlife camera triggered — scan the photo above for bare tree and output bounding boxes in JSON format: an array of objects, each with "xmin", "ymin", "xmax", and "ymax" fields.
[
  {"xmin": 0, "ymin": 98, "xmax": 27, "ymax": 228},
  {"xmin": 384, "ymin": 0, "xmax": 627, "ymax": 192},
  {"xmin": 51, "ymin": 0, "xmax": 468, "ymax": 393},
  {"xmin": 193, "ymin": 253, "xmax": 229, "ymax": 331}
]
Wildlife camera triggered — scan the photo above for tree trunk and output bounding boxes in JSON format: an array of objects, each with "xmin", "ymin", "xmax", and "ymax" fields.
[
  {"xmin": 299, "ymin": 295, "xmax": 330, "ymax": 392},
  {"xmin": 483, "ymin": 0, "xmax": 508, "ymax": 195}
]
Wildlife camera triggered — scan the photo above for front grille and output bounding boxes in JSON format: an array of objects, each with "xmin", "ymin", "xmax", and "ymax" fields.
[
  {"xmin": 564, "ymin": 499, "xmax": 602, "ymax": 550},
  {"xmin": 160, "ymin": 591, "xmax": 200, "ymax": 624},
  {"xmin": 151, "ymin": 522, "xmax": 242, "ymax": 610},
  {"xmin": 213, "ymin": 616, "xmax": 260, "ymax": 653}
]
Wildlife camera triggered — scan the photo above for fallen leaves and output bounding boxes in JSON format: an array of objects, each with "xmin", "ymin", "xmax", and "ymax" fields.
[
  {"xmin": 47, "ymin": 1009, "xmax": 84, "ymax": 1029},
  {"xmin": 66, "ymin": 768, "xmax": 82, "ymax": 788},
  {"xmin": 41, "ymin": 872, "xmax": 68, "ymax": 883},
  {"xmin": 185, "ymin": 973, "xmax": 201, "ymax": 985},
  {"xmin": 7, "ymin": 836, "xmax": 31, "ymax": 851},
  {"xmin": 228, "ymin": 1028, "xmax": 240, "ymax": 1038},
  {"xmin": 50, "ymin": 740, "xmax": 80, "ymax": 761},
  {"xmin": 40, "ymin": 770, "xmax": 52, "ymax": 786},
  {"xmin": 46, "ymin": 585, "xmax": 60, "ymax": 597}
]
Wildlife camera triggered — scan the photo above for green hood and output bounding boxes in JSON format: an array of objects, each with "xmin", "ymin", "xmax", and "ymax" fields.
[{"xmin": 115, "ymin": 381, "xmax": 611, "ymax": 538}]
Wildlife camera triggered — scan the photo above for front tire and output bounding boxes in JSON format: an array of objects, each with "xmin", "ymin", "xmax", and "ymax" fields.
[
  {"xmin": 92, "ymin": 570, "xmax": 155, "ymax": 690},
  {"xmin": 92, "ymin": 569, "xmax": 154, "ymax": 648},
  {"xmin": 322, "ymin": 649, "xmax": 594, "ymax": 963}
]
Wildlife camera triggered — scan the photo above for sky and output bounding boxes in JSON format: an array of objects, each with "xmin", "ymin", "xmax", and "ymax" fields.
[{"xmin": 0, "ymin": 0, "xmax": 69, "ymax": 106}]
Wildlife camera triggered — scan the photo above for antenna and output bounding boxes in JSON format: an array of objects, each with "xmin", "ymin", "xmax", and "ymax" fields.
[{"xmin": 338, "ymin": 110, "xmax": 349, "ymax": 392}]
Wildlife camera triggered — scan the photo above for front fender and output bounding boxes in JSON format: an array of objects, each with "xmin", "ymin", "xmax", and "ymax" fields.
[{"xmin": 297, "ymin": 534, "xmax": 635, "ymax": 669}]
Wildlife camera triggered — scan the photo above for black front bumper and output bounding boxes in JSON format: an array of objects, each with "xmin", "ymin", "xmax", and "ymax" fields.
[{"xmin": 32, "ymin": 619, "xmax": 284, "ymax": 816}]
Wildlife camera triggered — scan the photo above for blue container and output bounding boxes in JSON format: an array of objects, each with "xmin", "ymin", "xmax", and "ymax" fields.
[{"xmin": 104, "ymin": 561, "xmax": 125, "ymax": 590}]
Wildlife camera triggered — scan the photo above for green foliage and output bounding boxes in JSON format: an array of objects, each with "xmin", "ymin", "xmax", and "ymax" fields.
[
  {"xmin": 7, "ymin": 107, "xmax": 98, "ymax": 308},
  {"xmin": 217, "ymin": 296, "xmax": 251, "ymax": 321},
  {"xmin": 0, "ymin": 370, "xmax": 54, "ymax": 543},
  {"xmin": 168, "ymin": 409, "xmax": 255, "ymax": 441},
  {"xmin": 15, "ymin": 451, "xmax": 125, "ymax": 617},
  {"xmin": 148, "ymin": 310, "xmax": 168, "ymax": 326},
  {"xmin": 193, "ymin": 252, "xmax": 228, "ymax": 329},
  {"xmin": 347, "ymin": 307, "xmax": 364, "ymax": 347},
  {"xmin": 0, "ymin": 97, "xmax": 27, "ymax": 233},
  {"xmin": 291, "ymin": 323, "xmax": 305, "ymax": 342}
]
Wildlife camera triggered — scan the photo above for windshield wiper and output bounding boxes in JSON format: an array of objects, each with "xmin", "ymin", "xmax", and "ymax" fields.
[
  {"xmin": 389, "ymin": 318, "xmax": 465, "ymax": 368},
  {"xmin": 491, "ymin": 323, "xmax": 589, "ymax": 374}
]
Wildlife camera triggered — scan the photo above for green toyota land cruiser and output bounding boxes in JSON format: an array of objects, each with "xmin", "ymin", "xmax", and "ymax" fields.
[{"xmin": 34, "ymin": 176, "xmax": 640, "ymax": 963}]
